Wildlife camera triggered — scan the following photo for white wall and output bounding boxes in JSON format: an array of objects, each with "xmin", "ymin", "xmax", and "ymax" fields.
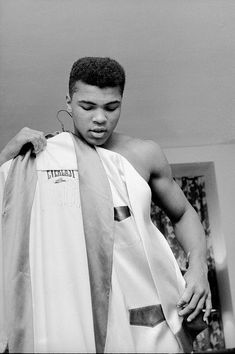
[
  {"xmin": 165, "ymin": 143, "xmax": 235, "ymax": 348},
  {"xmin": 0, "ymin": 0, "xmax": 235, "ymax": 150}
]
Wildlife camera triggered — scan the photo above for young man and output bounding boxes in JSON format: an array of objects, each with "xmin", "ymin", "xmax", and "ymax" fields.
[{"xmin": 0, "ymin": 57, "xmax": 211, "ymax": 353}]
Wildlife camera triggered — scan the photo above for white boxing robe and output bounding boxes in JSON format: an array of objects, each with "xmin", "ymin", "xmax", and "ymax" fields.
[{"xmin": 0, "ymin": 132, "xmax": 187, "ymax": 353}]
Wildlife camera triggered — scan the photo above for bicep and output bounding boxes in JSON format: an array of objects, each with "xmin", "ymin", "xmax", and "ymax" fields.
[
  {"xmin": 150, "ymin": 174, "xmax": 190, "ymax": 223},
  {"xmin": 148, "ymin": 145, "xmax": 189, "ymax": 223}
]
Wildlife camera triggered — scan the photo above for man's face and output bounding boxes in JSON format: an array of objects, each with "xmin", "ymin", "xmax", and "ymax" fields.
[{"xmin": 66, "ymin": 81, "xmax": 122, "ymax": 146}]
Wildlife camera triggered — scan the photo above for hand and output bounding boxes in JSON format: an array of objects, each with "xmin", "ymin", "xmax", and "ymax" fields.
[
  {"xmin": 177, "ymin": 262, "xmax": 212, "ymax": 323},
  {"xmin": 0, "ymin": 127, "xmax": 47, "ymax": 165}
]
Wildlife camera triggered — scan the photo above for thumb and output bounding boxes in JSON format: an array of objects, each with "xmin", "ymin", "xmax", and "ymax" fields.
[{"xmin": 177, "ymin": 286, "xmax": 193, "ymax": 308}]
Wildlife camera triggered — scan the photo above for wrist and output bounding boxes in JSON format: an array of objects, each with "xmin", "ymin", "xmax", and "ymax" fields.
[{"xmin": 188, "ymin": 251, "xmax": 208, "ymax": 271}]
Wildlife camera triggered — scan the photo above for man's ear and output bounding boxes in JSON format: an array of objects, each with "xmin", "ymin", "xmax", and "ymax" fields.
[{"xmin": 66, "ymin": 94, "xmax": 72, "ymax": 112}]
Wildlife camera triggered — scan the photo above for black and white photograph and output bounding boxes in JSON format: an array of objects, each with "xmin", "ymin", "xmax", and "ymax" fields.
[{"xmin": 0, "ymin": 1, "xmax": 234, "ymax": 353}]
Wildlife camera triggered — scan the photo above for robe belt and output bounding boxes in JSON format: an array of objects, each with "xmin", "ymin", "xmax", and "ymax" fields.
[{"xmin": 129, "ymin": 304, "xmax": 165, "ymax": 327}]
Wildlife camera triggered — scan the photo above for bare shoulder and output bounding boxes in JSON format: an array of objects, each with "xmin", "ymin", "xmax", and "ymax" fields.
[{"xmin": 106, "ymin": 132, "xmax": 170, "ymax": 182}]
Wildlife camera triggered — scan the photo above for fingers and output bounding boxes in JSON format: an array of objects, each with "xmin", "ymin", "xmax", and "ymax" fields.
[
  {"xmin": 31, "ymin": 134, "xmax": 47, "ymax": 154},
  {"xmin": 177, "ymin": 286, "xmax": 194, "ymax": 310},
  {"xmin": 185, "ymin": 296, "xmax": 205, "ymax": 322},
  {"xmin": 203, "ymin": 293, "xmax": 212, "ymax": 322},
  {"xmin": 178, "ymin": 291, "xmax": 200, "ymax": 317},
  {"xmin": 21, "ymin": 127, "xmax": 47, "ymax": 154},
  {"xmin": 177, "ymin": 289, "xmax": 212, "ymax": 323},
  {"xmin": 1, "ymin": 127, "xmax": 47, "ymax": 164},
  {"xmin": 177, "ymin": 263, "xmax": 211, "ymax": 324}
]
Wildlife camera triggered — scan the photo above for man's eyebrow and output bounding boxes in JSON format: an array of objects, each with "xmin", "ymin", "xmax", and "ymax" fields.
[
  {"xmin": 78, "ymin": 100, "xmax": 96, "ymax": 105},
  {"xmin": 104, "ymin": 100, "xmax": 121, "ymax": 105},
  {"xmin": 78, "ymin": 100, "xmax": 121, "ymax": 105}
]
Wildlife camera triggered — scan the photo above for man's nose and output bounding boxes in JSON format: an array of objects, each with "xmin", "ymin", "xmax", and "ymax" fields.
[{"xmin": 92, "ymin": 109, "xmax": 107, "ymax": 124}]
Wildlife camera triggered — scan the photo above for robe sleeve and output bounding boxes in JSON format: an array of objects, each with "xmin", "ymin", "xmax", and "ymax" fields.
[{"xmin": 0, "ymin": 160, "xmax": 12, "ymax": 353}]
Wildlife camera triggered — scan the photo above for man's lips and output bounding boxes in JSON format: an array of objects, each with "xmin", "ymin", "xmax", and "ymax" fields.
[
  {"xmin": 90, "ymin": 128, "xmax": 107, "ymax": 133},
  {"xmin": 89, "ymin": 129, "xmax": 107, "ymax": 138}
]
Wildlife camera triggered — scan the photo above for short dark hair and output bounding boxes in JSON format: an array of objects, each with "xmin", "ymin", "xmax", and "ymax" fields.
[{"xmin": 69, "ymin": 57, "xmax": 126, "ymax": 97}]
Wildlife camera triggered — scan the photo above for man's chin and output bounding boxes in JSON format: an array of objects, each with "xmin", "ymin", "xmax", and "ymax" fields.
[{"xmin": 85, "ymin": 135, "xmax": 108, "ymax": 147}]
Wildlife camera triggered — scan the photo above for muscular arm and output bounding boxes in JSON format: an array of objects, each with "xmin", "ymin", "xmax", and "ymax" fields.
[{"xmin": 147, "ymin": 141, "xmax": 211, "ymax": 322}]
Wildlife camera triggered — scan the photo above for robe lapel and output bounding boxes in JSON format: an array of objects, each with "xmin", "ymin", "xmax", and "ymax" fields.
[{"xmin": 71, "ymin": 134, "xmax": 114, "ymax": 353}]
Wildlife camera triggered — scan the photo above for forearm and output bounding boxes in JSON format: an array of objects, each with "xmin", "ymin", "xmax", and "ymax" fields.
[
  {"xmin": 172, "ymin": 205, "xmax": 212, "ymax": 320},
  {"xmin": 173, "ymin": 205, "xmax": 207, "ymax": 269},
  {"xmin": 150, "ymin": 165, "xmax": 211, "ymax": 318}
]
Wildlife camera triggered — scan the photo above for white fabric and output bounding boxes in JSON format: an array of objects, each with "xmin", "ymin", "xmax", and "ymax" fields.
[
  {"xmin": 97, "ymin": 147, "xmax": 182, "ymax": 353},
  {"xmin": 0, "ymin": 160, "xmax": 12, "ymax": 353},
  {"xmin": 118, "ymin": 152, "xmax": 186, "ymax": 334},
  {"xmin": 30, "ymin": 133, "xmax": 95, "ymax": 353},
  {"xmin": 0, "ymin": 133, "xmax": 185, "ymax": 353}
]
